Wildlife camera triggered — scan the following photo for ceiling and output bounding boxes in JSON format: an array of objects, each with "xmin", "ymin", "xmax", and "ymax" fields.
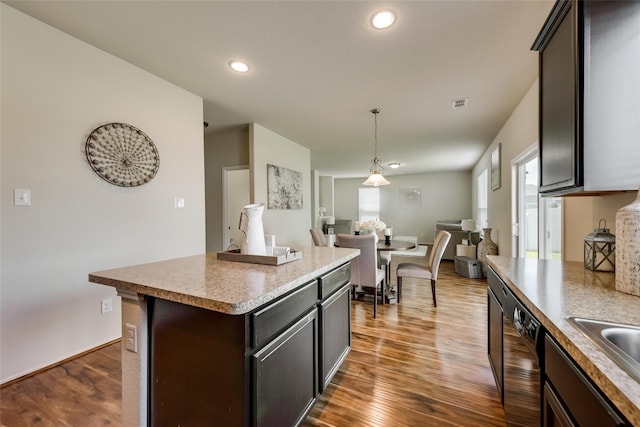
[{"xmin": 5, "ymin": 0, "xmax": 554, "ymax": 179}]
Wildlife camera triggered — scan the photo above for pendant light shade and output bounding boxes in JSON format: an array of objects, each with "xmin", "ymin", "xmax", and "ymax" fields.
[
  {"xmin": 363, "ymin": 170, "xmax": 390, "ymax": 186},
  {"xmin": 363, "ymin": 108, "xmax": 390, "ymax": 186}
]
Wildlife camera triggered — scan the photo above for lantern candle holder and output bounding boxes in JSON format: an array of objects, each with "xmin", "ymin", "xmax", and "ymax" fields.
[{"xmin": 584, "ymin": 219, "xmax": 615, "ymax": 272}]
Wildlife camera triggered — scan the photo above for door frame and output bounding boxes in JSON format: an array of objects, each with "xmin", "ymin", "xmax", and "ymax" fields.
[
  {"xmin": 511, "ymin": 144, "xmax": 538, "ymax": 258},
  {"xmin": 222, "ymin": 165, "xmax": 250, "ymax": 251}
]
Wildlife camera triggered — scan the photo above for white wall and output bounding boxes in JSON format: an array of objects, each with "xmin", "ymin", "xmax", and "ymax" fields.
[
  {"xmin": 471, "ymin": 79, "xmax": 639, "ymax": 260},
  {"xmin": 250, "ymin": 123, "xmax": 311, "ymax": 248},
  {"xmin": 334, "ymin": 171, "xmax": 472, "ymax": 244},
  {"xmin": 471, "ymin": 81, "xmax": 539, "ymax": 257},
  {"xmin": 204, "ymin": 125, "xmax": 250, "ymax": 252},
  {"xmin": 1, "ymin": 5, "xmax": 206, "ymax": 383},
  {"xmin": 319, "ymin": 176, "xmax": 334, "ymax": 216}
]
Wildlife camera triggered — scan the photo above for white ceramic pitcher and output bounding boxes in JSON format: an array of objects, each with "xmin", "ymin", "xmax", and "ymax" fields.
[{"xmin": 239, "ymin": 203, "xmax": 267, "ymax": 255}]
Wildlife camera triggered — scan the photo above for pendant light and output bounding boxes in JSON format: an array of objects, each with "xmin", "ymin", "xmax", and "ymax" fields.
[{"xmin": 363, "ymin": 108, "xmax": 391, "ymax": 186}]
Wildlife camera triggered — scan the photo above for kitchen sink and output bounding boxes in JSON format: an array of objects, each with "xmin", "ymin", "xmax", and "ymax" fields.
[{"xmin": 567, "ymin": 317, "xmax": 640, "ymax": 383}]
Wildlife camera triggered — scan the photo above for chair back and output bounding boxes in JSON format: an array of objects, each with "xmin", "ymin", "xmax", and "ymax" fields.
[
  {"xmin": 337, "ymin": 233, "xmax": 378, "ymax": 287},
  {"xmin": 310, "ymin": 228, "xmax": 327, "ymax": 246},
  {"xmin": 429, "ymin": 230, "xmax": 452, "ymax": 280}
]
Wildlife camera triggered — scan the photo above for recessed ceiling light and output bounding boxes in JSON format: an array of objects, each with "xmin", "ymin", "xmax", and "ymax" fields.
[
  {"xmin": 388, "ymin": 162, "xmax": 401, "ymax": 169},
  {"xmin": 229, "ymin": 60, "xmax": 250, "ymax": 73},
  {"xmin": 371, "ymin": 10, "xmax": 396, "ymax": 30}
]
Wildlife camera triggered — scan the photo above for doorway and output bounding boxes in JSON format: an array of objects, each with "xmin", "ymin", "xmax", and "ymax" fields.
[
  {"xmin": 513, "ymin": 146, "xmax": 539, "ymax": 258},
  {"xmin": 512, "ymin": 145, "xmax": 562, "ymax": 260},
  {"xmin": 222, "ymin": 166, "xmax": 250, "ymax": 251}
]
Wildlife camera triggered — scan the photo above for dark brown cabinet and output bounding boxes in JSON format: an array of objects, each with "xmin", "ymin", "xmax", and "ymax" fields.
[
  {"xmin": 319, "ymin": 284, "xmax": 351, "ymax": 392},
  {"xmin": 487, "ymin": 285, "xmax": 503, "ymax": 402},
  {"xmin": 543, "ymin": 383, "xmax": 575, "ymax": 427},
  {"xmin": 543, "ymin": 335, "xmax": 629, "ymax": 427},
  {"xmin": 535, "ymin": 0, "xmax": 579, "ymax": 195},
  {"xmin": 253, "ymin": 310, "xmax": 318, "ymax": 427},
  {"xmin": 533, "ymin": 0, "xmax": 640, "ymax": 196},
  {"xmin": 149, "ymin": 262, "xmax": 351, "ymax": 427}
]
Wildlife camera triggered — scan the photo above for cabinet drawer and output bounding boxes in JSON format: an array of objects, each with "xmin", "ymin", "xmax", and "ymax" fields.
[
  {"xmin": 544, "ymin": 335, "xmax": 627, "ymax": 427},
  {"xmin": 486, "ymin": 266, "xmax": 505, "ymax": 306},
  {"xmin": 318, "ymin": 262, "xmax": 351, "ymax": 299},
  {"xmin": 252, "ymin": 281, "xmax": 318, "ymax": 348}
]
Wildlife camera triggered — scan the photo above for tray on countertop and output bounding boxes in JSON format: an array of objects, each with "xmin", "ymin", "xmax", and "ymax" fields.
[{"xmin": 217, "ymin": 248, "xmax": 302, "ymax": 266}]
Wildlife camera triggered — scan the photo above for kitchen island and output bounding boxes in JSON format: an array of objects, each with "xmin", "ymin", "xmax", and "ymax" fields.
[
  {"xmin": 89, "ymin": 246, "xmax": 359, "ymax": 427},
  {"xmin": 487, "ymin": 255, "xmax": 640, "ymax": 426}
]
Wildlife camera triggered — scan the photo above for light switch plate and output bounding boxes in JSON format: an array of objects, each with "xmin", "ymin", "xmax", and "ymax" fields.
[{"xmin": 14, "ymin": 189, "xmax": 31, "ymax": 206}]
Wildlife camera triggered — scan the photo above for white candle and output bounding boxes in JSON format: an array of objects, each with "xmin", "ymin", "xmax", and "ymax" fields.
[
  {"xmin": 384, "ymin": 228, "xmax": 391, "ymax": 237},
  {"xmin": 354, "ymin": 221, "xmax": 360, "ymax": 231}
]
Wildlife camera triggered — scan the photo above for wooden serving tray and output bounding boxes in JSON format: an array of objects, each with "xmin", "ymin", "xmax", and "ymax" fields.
[{"xmin": 216, "ymin": 248, "xmax": 302, "ymax": 266}]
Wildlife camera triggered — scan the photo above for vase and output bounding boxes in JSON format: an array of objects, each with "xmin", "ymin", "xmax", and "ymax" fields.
[
  {"xmin": 615, "ymin": 189, "xmax": 640, "ymax": 296},
  {"xmin": 239, "ymin": 203, "xmax": 266, "ymax": 256},
  {"xmin": 477, "ymin": 228, "xmax": 498, "ymax": 277}
]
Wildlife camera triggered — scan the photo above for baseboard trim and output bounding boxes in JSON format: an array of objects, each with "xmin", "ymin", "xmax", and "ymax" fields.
[{"xmin": 0, "ymin": 338, "xmax": 122, "ymax": 388}]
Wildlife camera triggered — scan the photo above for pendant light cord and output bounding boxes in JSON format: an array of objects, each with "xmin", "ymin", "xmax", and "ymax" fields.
[{"xmin": 371, "ymin": 108, "xmax": 383, "ymax": 173}]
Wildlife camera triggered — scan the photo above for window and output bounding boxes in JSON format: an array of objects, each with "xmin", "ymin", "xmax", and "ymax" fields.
[
  {"xmin": 358, "ymin": 187, "xmax": 380, "ymax": 221},
  {"xmin": 477, "ymin": 170, "xmax": 488, "ymax": 228}
]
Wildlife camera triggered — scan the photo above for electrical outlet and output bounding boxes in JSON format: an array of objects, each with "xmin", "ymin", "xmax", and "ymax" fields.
[
  {"xmin": 174, "ymin": 197, "xmax": 185, "ymax": 208},
  {"xmin": 101, "ymin": 298, "xmax": 113, "ymax": 314},
  {"xmin": 125, "ymin": 323, "xmax": 137, "ymax": 353}
]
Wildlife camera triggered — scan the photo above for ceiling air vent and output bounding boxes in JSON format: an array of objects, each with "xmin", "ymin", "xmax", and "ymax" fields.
[{"xmin": 451, "ymin": 98, "xmax": 469, "ymax": 109}]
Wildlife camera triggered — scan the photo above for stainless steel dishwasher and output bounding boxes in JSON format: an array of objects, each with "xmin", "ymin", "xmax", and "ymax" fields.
[{"xmin": 488, "ymin": 266, "xmax": 545, "ymax": 427}]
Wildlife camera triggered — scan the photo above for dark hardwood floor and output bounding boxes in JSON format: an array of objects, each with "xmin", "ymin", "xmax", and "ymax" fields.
[{"xmin": 1, "ymin": 259, "xmax": 505, "ymax": 427}]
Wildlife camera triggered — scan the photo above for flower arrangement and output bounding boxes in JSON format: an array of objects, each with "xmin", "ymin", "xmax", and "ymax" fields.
[{"xmin": 359, "ymin": 220, "xmax": 386, "ymax": 233}]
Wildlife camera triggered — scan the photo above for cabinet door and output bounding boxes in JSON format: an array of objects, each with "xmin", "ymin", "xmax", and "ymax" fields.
[
  {"xmin": 583, "ymin": 0, "xmax": 640, "ymax": 191},
  {"xmin": 319, "ymin": 283, "xmax": 351, "ymax": 392},
  {"xmin": 543, "ymin": 383, "xmax": 575, "ymax": 427},
  {"xmin": 544, "ymin": 335, "xmax": 628, "ymax": 427},
  {"xmin": 538, "ymin": 1, "xmax": 582, "ymax": 194},
  {"xmin": 253, "ymin": 310, "xmax": 318, "ymax": 427},
  {"xmin": 487, "ymin": 287, "xmax": 504, "ymax": 403}
]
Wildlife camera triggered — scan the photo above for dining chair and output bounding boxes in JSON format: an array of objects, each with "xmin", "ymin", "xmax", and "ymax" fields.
[
  {"xmin": 396, "ymin": 230, "xmax": 451, "ymax": 306},
  {"xmin": 379, "ymin": 235, "xmax": 418, "ymax": 285},
  {"xmin": 310, "ymin": 228, "xmax": 327, "ymax": 246},
  {"xmin": 337, "ymin": 233, "xmax": 386, "ymax": 318}
]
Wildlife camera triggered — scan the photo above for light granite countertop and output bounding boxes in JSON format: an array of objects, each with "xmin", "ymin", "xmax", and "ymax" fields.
[
  {"xmin": 89, "ymin": 246, "xmax": 359, "ymax": 315},
  {"xmin": 487, "ymin": 255, "xmax": 640, "ymax": 426}
]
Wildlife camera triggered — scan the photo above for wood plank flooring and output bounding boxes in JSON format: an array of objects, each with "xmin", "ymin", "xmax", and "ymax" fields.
[{"xmin": 1, "ymin": 260, "xmax": 505, "ymax": 427}]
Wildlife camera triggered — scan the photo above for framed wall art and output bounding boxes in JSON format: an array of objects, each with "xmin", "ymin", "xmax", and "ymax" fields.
[
  {"xmin": 400, "ymin": 187, "xmax": 422, "ymax": 208},
  {"xmin": 267, "ymin": 164, "xmax": 303, "ymax": 209},
  {"xmin": 491, "ymin": 143, "xmax": 501, "ymax": 191}
]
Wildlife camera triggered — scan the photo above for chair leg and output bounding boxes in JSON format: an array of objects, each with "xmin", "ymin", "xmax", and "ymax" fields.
[
  {"xmin": 431, "ymin": 279, "xmax": 437, "ymax": 307},
  {"xmin": 385, "ymin": 264, "xmax": 390, "ymax": 289},
  {"xmin": 373, "ymin": 284, "xmax": 377, "ymax": 318},
  {"xmin": 397, "ymin": 277, "xmax": 402, "ymax": 303}
]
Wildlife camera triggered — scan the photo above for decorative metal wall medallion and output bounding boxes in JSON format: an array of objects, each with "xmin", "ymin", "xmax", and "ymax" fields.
[{"xmin": 85, "ymin": 123, "xmax": 159, "ymax": 187}]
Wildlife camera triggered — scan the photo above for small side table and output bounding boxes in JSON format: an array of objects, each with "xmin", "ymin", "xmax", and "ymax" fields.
[{"xmin": 456, "ymin": 244, "xmax": 476, "ymax": 258}]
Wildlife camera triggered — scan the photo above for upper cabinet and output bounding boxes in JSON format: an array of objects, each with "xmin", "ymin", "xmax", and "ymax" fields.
[{"xmin": 532, "ymin": 0, "xmax": 640, "ymax": 196}]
